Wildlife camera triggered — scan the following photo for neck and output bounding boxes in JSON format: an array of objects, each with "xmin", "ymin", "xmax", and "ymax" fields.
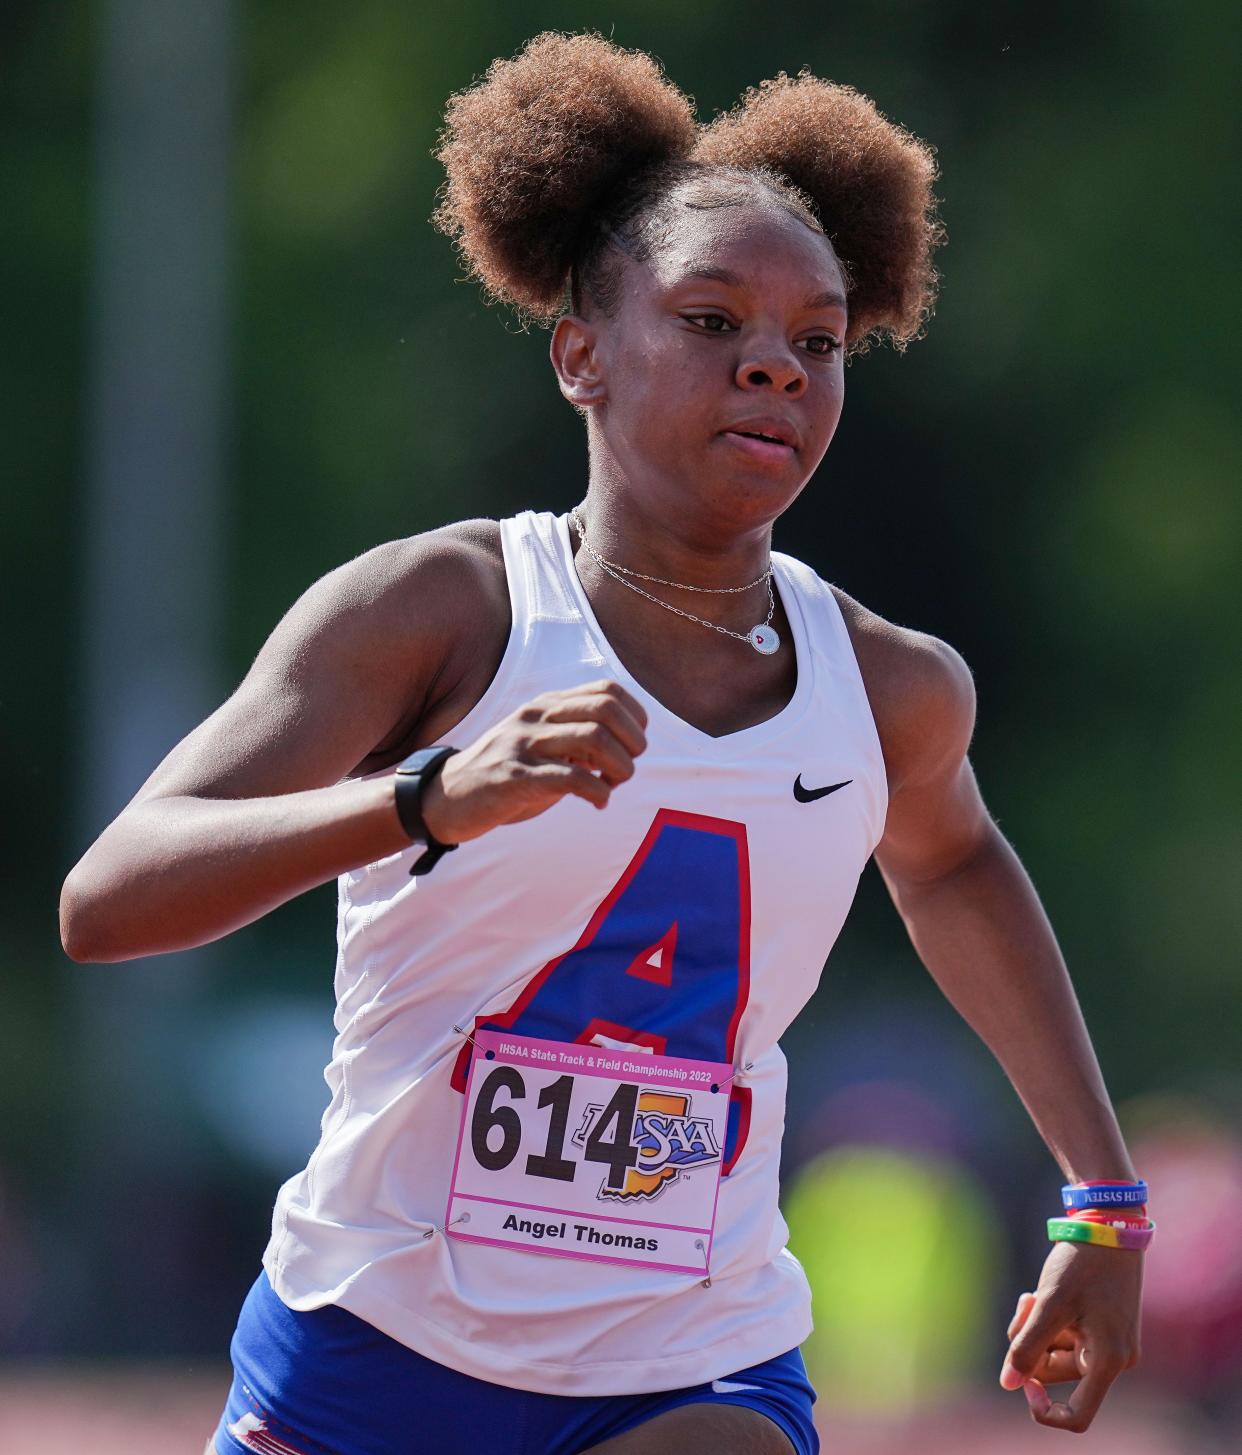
[
  {"xmin": 577, "ymin": 467, "xmax": 776, "ymax": 591},
  {"xmin": 569, "ymin": 501, "xmax": 781, "ymax": 654}
]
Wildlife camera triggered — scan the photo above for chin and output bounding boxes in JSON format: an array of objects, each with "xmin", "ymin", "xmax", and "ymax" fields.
[{"xmin": 712, "ymin": 473, "xmax": 806, "ymax": 527}]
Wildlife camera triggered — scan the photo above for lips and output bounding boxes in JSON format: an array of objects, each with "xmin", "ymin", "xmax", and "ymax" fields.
[
  {"xmin": 720, "ymin": 418, "xmax": 799, "ymax": 451},
  {"xmin": 720, "ymin": 420, "xmax": 799, "ymax": 466}
]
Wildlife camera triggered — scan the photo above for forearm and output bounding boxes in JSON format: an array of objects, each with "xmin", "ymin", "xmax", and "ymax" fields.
[
  {"xmin": 881, "ymin": 824, "xmax": 1136, "ymax": 1183},
  {"xmin": 60, "ymin": 776, "xmax": 410, "ymax": 962}
]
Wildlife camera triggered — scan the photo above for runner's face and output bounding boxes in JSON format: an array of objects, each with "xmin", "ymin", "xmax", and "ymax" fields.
[{"xmin": 589, "ymin": 203, "xmax": 848, "ymax": 531}]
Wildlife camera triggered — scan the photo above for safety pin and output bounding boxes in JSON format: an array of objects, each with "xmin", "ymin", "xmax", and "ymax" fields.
[
  {"xmin": 694, "ymin": 1238, "xmax": 712, "ymax": 1288},
  {"xmin": 452, "ymin": 1022, "xmax": 497, "ymax": 1060},
  {"xmin": 711, "ymin": 1060, "xmax": 754, "ymax": 1093},
  {"xmin": 423, "ymin": 1211, "xmax": 471, "ymax": 1241}
]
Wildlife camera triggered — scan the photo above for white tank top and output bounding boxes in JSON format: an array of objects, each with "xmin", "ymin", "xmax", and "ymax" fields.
[{"xmin": 263, "ymin": 510, "xmax": 888, "ymax": 1395}]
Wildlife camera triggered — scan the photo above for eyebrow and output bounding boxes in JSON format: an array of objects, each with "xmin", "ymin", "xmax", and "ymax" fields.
[
  {"xmin": 676, "ymin": 267, "xmax": 847, "ymax": 313},
  {"xmin": 803, "ymin": 287, "xmax": 849, "ymax": 312}
]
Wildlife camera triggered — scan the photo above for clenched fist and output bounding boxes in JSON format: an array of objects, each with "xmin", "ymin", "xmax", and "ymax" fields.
[{"xmin": 418, "ymin": 680, "xmax": 648, "ymax": 845}]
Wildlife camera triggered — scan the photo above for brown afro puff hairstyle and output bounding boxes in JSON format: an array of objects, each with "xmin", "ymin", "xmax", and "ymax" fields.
[
  {"xmin": 433, "ymin": 33, "xmax": 943, "ymax": 354},
  {"xmin": 433, "ymin": 34, "xmax": 695, "ymax": 318},
  {"xmin": 695, "ymin": 75, "xmax": 944, "ymax": 351}
]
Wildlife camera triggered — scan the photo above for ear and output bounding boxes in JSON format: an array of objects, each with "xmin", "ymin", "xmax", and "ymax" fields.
[{"xmin": 550, "ymin": 314, "xmax": 607, "ymax": 409}]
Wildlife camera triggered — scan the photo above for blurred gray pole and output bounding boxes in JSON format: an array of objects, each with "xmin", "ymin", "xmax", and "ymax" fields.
[{"xmin": 70, "ymin": 0, "xmax": 235, "ymax": 1350}]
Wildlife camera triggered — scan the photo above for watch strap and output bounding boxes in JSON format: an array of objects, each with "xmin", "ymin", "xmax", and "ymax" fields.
[{"xmin": 393, "ymin": 747, "xmax": 459, "ymax": 876}]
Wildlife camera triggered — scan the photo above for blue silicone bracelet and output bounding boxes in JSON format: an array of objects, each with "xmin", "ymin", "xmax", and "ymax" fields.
[{"xmin": 1062, "ymin": 1180, "xmax": 1148, "ymax": 1210}]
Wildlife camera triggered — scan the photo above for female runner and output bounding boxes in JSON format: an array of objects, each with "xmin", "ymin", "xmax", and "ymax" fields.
[{"xmin": 60, "ymin": 33, "xmax": 1145, "ymax": 1455}]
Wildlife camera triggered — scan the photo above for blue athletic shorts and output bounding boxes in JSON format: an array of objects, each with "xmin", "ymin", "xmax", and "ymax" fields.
[{"xmin": 213, "ymin": 1269, "xmax": 818, "ymax": 1455}]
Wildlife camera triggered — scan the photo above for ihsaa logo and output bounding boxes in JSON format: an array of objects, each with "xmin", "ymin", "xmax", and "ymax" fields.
[{"xmin": 573, "ymin": 1089, "xmax": 722, "ymax": 1202}]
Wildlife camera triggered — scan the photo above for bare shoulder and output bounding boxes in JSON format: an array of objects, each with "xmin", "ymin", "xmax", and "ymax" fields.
[
  {"xmin": 305, "ymin": 516, "xmax": 505, "ymax": 633},
  {"xmin": 298, "ymin": 516, "xmax": 511, "ymax": 770},
  {"xmin": 133, "ymin": 517, "xmax": 510, "ymax": 802},
  {"xmin": 262, "ymin": 515, "xmax": 507, "ymax": 675},
  {"xmin": 829, "ymin": 584, "xmax": 976, "ymax": 792}
]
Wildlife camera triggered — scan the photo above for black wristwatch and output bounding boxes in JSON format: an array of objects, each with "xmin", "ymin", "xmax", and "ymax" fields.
[{"xmin": 393, "ymin": 746, "xmax": 460, "ymax": 876}]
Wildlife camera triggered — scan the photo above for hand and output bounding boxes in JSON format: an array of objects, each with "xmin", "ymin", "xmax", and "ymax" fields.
[
  {"xmin": 418, "ymin": 680, "xmax": 648, "ymax": 844},
  {"xmin": 999, "ymin": 1240, "xmax": 1143, "ymax": 1433}
]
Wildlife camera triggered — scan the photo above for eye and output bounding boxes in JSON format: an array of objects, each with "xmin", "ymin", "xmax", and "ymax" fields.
[
  {"xmin": 800, "ymin": 334, "xmax": 841, "ymax": 357},
  {"xmin": 684, "ymin": 312, "xmax": 736, "ymax": 334}
]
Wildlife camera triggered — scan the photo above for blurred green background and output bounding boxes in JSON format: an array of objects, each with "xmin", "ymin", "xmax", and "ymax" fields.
[{"xmin": 3, "ymin": 1, "xmax": 1239, "ymax": 1450}]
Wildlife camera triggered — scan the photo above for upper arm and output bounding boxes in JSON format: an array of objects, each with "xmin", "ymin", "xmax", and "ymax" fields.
[
  {"xmin": 130, "ymin": 521, "xmax": 508, "ymax": 806},
  {"xmin": 833, "ymin": 589, "xmax": 990, "ymax": 886}
]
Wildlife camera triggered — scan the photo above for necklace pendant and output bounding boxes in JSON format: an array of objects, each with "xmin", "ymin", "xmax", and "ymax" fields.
[{"xmin": 748, "ymin": 623, "xmax": 780, "ymax": 655}]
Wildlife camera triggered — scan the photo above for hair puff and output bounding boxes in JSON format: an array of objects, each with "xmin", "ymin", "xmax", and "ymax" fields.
[
  {"xmin": 694, "ymin": 73, "xmax": 944, "ymax": 351},
  {"xmin": 433, "ymin": 33, "xmax": 696, "ymax": 320}
]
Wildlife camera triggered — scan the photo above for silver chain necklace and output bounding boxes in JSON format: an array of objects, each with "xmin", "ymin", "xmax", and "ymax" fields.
[{"xmin": 569, "ymin": 508, "xmax": 781, "ymax": 655}]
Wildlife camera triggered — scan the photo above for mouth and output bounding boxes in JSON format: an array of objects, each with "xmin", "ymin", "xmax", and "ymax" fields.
[{"xmin": 721, "ymin": 427, "xmax": 798, "ymax": 462}]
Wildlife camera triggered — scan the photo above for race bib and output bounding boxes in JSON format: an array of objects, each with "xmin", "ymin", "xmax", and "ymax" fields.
[{"xmin": 446, "ymin": 1029, "xmax": 733, "ymax": 1276}]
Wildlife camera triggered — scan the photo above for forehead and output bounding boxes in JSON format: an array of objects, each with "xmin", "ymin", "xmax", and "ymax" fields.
[{"xmin": 642, "ymin": 196, "xmax": 845, "ymax": 299}]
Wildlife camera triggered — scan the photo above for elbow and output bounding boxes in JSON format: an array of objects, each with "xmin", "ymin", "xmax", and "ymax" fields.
[{"xmin": 59, "ymin": 865, "xmax": 121, "ymax": 963}]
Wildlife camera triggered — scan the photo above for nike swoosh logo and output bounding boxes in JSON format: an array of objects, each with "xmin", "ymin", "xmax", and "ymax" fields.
[
  {"xmin": 793, "ymin": 774, "xmax": 852, "ymax": 803},
  {"xmin": 712, "ymin": 1379, "xmax": 763, "ymax": 1394}
]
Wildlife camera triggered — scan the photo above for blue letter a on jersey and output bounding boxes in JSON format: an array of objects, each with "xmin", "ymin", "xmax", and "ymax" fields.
[{"xmin": 451, "ymin": 809, "xmax": 752, "ymax": 1172}]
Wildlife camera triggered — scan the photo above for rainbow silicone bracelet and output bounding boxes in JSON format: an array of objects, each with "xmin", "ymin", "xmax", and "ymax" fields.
[
  {"xmin": 1062, "ymin": 1179, "xmax": 1148, "ymax": 1210},
  {"xmin": 1068, "ymin": 1207, "xmax": 1149, "ymax": 1228},
  {"xmin": 1048, "ymin": 1215, "xmax": 1155, "ymax": 1251}
]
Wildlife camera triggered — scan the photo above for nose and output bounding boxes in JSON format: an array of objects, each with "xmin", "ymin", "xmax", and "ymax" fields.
[{"xmin": 735, "ymin": 339, "xmax": 807, "ymax": 396}]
